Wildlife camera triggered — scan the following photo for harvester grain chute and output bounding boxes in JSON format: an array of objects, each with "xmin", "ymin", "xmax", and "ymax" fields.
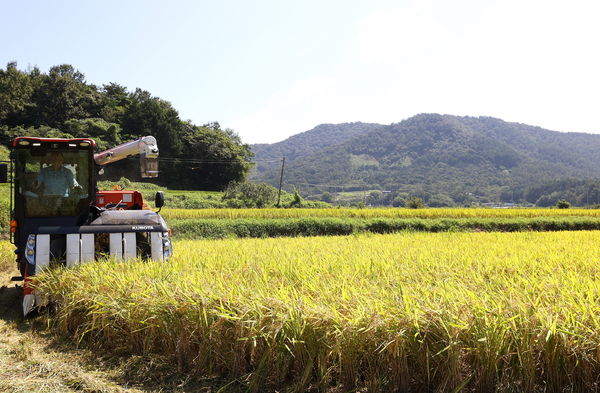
[{"xmin": 7, "ymin": 135, "xmax": 172, "ymax": 316}]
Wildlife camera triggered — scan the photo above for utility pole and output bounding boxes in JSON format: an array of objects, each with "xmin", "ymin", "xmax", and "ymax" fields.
[{"xmin": 276, "ymin": 157, "xmax": 285, "ymax": 207}]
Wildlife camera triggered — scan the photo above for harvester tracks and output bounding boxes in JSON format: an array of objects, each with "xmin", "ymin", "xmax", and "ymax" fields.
[
  {"xmin": 0, "ymin": 274, "xmax": 220, "ymax": 392},
  {"xmin": 0, "ymin": 271, "xmax": 147, "ymax": 393}
]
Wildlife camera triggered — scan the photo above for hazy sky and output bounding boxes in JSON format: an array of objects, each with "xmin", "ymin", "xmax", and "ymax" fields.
[{"xmin": 2, "ymin": 0, "xmax": 599, "ymax": 143}]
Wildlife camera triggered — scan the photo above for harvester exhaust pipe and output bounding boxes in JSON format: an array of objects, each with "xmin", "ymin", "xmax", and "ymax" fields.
[{"xmin": 94, "ymin": 136, "xmax": 159, "ymax": 178}]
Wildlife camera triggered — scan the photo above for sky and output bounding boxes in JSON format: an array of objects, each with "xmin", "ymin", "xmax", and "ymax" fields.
[{"xmin": 1, "ymin": 0, "xmax": 600, "ymax": 144}]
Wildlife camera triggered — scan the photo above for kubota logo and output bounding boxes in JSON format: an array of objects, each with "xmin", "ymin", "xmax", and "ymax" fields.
[{"xmin": 132, "ymin": 226, "xmax": 154, "ymax": 230}]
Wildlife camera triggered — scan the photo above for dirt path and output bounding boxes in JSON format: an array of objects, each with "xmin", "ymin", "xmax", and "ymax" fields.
[{"xmin": 0, "ymin": 268, "xmax": 213, "ymax": 393}]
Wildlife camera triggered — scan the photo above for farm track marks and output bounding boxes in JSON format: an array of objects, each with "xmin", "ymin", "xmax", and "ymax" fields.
[
  {"xmin": 1, "ymin": 265, "xmax": 214, "ymax": 393},
  {"xmin": 0, "ymin": 250, "xmax": 228, "ymax": 393},
  {"xmin": 0, "ymin": 280, "xmax": 145, "ymax": 393}
]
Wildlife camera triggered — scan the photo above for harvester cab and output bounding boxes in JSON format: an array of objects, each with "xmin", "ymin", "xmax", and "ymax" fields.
[{"xmin": 9, "ymin": 136, "xmax": 172, "ymax": 316}]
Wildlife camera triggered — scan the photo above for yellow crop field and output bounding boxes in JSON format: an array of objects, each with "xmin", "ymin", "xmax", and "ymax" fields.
[
  {"xmin": 33, "ymin": 231, "xmax": 600, "ymax": 392},
  {"xmin": 0, "ymin": 241, "xmax": 15, "ymax": 280},
  {"xmin": 160, "ymin": 207, "xmax": 600, "ymax": 220}
]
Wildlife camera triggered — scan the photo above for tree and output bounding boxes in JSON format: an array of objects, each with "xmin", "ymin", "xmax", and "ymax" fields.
[
  {"xmin": 366, "ymin": 190, "xmax": 382, "ymax": 205},
  {"xmin": 0, "ymin": 62, "xmax": 35, "ymax": 125},
  {"xmin": 428, "ymin": 193, "xmax": 455, "ymax": 207},
  {"xmin": 222, "ymin": 182, "xmax": 277, "ymax": 208},
  {"xmin": 0, "ymin": 63, "xmax": 255, "ymax": 190},
  {"xmin": 99, "ymin": 83, "xmax": 130, "ymax": 124},
  {"xmin": 64, "ymin": 118, "xmax": 121, "ymax": 150},
  {"xmin": 121, "ymin": 89, "xmax": 182, "ymax": 156},
  {"xmin": 30, "ymin": 64, "xmax": 100, "ymax": 128},
  {"xmin": 557, "ymin": 199, "xmax": 570, "ymax": 209},
  {"xmin": 0, "ymin": 125, "xmax": 72, "ymax": 145},
  {"xmin": 165, "ymin": 122, "xmax": 253, "ymax": 190},
  {"xmin": 321, "ymin": 192, "xmax": 333, "ymax": 203},
  {"xmin": 392, "ymin": 196, "xmax": 405, "ymax": 207},
  {"xmin": 405, "ymin": 196, "xmax": 424, "ymax": 209},
  {"xmin": 288, "ymin": 187, "xmax": 303, "ymax": 207}
]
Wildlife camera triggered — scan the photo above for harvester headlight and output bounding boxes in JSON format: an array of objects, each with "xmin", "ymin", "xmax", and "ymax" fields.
[
  {"xmin": 25, "ymin": 234, "xmax": 36, "ymax": 265},
  {"xmin": 162, "ymin": 233, "xmax": 172, "ymax": 260}
]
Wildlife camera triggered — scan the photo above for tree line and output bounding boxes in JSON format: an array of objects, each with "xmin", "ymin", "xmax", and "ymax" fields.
[{"xmin": 0, "ymin": 62, "xmax": 253, "ymax": 189}]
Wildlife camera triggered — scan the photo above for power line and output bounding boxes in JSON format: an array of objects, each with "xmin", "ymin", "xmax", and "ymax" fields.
[
  {"xmin": 158, "ymin": 157, "xmax": 281, "ymax": 163},
  {"xmin": 124, "ymin": 156, "xmax": 282, "ymax": 164},
  {"xmin": 288, "ymin": 182, "xmax": 366, "ymax": 189},
  {"xmin": 124, "ymin": 157, "xmax": 371, "ymax": 189}
]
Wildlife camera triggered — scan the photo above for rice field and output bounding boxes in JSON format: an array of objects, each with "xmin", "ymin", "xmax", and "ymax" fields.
[
  {"xmin": 160, "ymin": 207, "xmax": 600, "ymax": 220},
  {"xmin": 0, "ymin": 240, "xmax": 15, "ymax": 278},
  {"xmin": 33, "ymin": 231, "xmax": 600, "ymax": 392}
]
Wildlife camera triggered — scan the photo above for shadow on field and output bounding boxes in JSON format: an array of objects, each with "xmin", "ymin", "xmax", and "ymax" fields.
[{"xmin": 0, "ymin": 284, "xmax": 25, "ymax": 325}]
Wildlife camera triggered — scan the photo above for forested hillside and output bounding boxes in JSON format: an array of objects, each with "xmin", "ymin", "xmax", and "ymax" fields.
[
  {"xmin": 0, "ymin": 62, "xmax": 252, "ymax": 190},
  {"xmin": 251, "ymin": 122, "xmax": 383, "ymax": 180},
  {"xmin": 252, "ymin": 114, "xmax": 600, "ymax": 207}
]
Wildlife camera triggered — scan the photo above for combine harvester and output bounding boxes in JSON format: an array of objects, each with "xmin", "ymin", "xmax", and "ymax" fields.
[{"xmin": 8, "ymin": 136, "xmax": 172, "ymax": 315}]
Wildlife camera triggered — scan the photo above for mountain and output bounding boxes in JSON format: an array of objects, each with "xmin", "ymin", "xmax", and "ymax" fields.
[
  {"xmin": 250, "ymin": 114, "xmax": 600, "ymax": 206},
  {"xmin": 251, "ymin": 122, "xmax": 383, "ymax": 180}
]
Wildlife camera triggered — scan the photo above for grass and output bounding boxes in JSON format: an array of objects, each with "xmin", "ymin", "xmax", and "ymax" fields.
[
  {"xmin": 168, "ymin": 216, "xmax": 600, "ymax": 239},
  {"xmin": 97, "ymin": 179, "xmax": 330, "ymax": 209},
  {"xmin": 33, "ymin": 231, "xmax": 600, "ymax": 392},
  {"xmin": 322, "ymin": 189, "xmax": 381, "ymax": 204},
  {"xmin": 98, "ymin": 179, "xmax": 227, "ymax": 209},
  {"xmin": 159, "ymin": 207, "xmax": 600, "ymax": 239},
  {"xmin": 0, "ymin": 238, "xmax": 14, "ymax": 280},
  {"xmin": 0, "ymin": 183, "xmax": 10, "ymax": 231}
]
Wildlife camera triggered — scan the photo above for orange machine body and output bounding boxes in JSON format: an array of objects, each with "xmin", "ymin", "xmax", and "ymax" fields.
[{"xmin": 95, "ymin": 190, "xmax": 144, "ymax": 210}]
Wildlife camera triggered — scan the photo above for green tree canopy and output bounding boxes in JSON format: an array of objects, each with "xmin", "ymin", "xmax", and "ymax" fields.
[{"xmin": 0, "ymin": 62, "xmax": 253, "ymax": 190}]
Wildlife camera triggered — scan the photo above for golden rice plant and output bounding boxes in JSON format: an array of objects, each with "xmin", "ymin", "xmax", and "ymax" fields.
[
  {"xmin": 33, "ymin": 231, "xmax": 600, "ymax": 392},
  {"xmin": 160, "ymin": 207, "xmax": 600, "ymax": 221},
  {"xmin": 0, "ymin": 241, "xmax": 15, "ymax": 278}
]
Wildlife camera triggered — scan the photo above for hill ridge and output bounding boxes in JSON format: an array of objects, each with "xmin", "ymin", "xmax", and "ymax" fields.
[{"xmin": 250, "ymin": 114, "xmax": 600, "ymax": 206}]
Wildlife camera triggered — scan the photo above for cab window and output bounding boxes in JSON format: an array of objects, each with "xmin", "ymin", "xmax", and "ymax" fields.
[{"xmin": 15, "ymin": 149, "xmax": 92, "ymax": 217}]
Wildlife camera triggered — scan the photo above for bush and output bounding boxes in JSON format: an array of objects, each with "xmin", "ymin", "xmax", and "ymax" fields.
[
  {"xmin": 172, "ymin": 218, "xmax": 356, "ymax": 239},
  {"xmin": 321, "ymin": 192, "xmax": 333, "ymax": 203},
  {"xmin": 405, "ymin": 197, "xmax": 424, "ymax": 209},
  {"xmin": 557, "ymin": 199, "xmax": 571, "ymax": 209},
  {"xmin": 223, "ymin": 182, "xmax": 278, "ymax": 208},
  {"xmin": 428, "ymin": 194, "xmax": 455, "ymax": 207},
  {"xmin": 288, "ymin": 187, "xmax": 303, "ymax": 208},
  {"xmin": 392, "ymin": 196, "xmax": 405, "ymax": 207}
]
